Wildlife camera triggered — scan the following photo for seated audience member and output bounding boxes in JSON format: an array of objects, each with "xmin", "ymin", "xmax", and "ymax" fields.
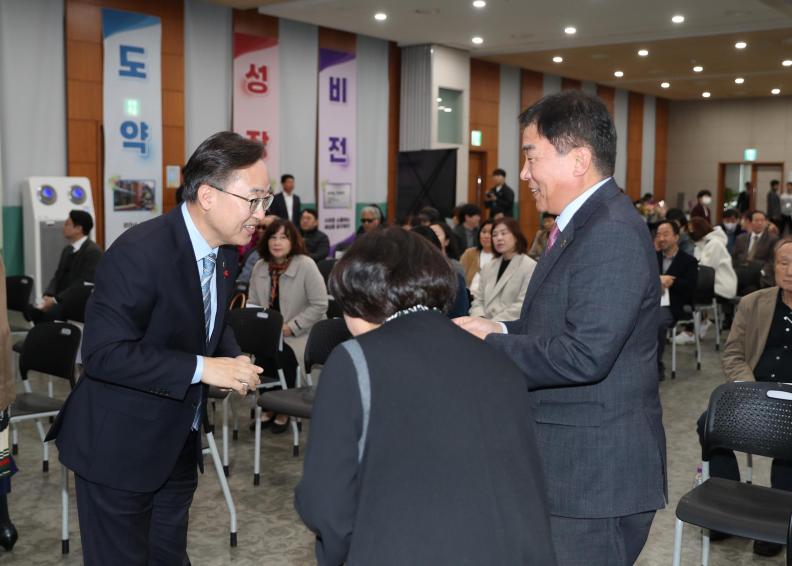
[
  {"xmin": 690, "ymin": 189, "xmax": 713, "ymax": 222},
  {"xmin": 329, "ymin": 205, "xmax": 382, "ymax": 257},
  {"xmin": 696, "ymin": 238, "xmax": 792, "ymax": 557},
  {"xmin": 248, "ymin": 219, "xmax": 328, "ymax": 432},
  {"xmin": 237, "ymin": 217, "xmax": 274, "ymax": 286},
  {"xmin": 655, "ymin": 220, "xmax": 698, "ymax": 380},
  {"xmin": 733, "ymin": 210, "xmax": 780, "ymax": 289},
  {"xmin": 412, "ymin": 225, "xmax": 469, "ymax": 318},
  {"xmin": 430, "ymin": 221, "xmax": 463, "ymax": 263},
  {"xmin": 299, "ymin": 208, "xmax": 330, "ymax": 263},
  {"xmin": 719, "ymin": 208, "xmax": 744, "ymax": 254},
  {"xmin": 295, "ymin": 226, "xmax": 556, "ymax": 566},
  {"xmin": 689, "ymin": 218, "xmax": 737, "ymax": 300},
  {"xmin": 666, "ymin": 208, "xmax": 695, "ymax": 256},
  {"xmin": 26, "ymin": 210, "xmax": 102, "ymax": 323},
  {"xmin": 528, "ymin": 213, "xmax": 557, "ymax": 260},
  {"xmin": 452, "ymin": 204, "xmax": 482, "ymax": 250},
  {"xmin": 418, "ymin": 206, "xmax": 440, "ymax": 226},
  {"xmin": 459, "ymin": 219, "xmax": 495, "ymax": 296},
  {"xmin": 469, "ymin": 218, "xmax": 536, "ymax": 321}
]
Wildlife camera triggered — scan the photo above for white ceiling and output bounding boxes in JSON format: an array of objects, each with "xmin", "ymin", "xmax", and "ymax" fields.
[{"xmin": 210, "ymin": 0, "xmax": 792, "ymax": 99}]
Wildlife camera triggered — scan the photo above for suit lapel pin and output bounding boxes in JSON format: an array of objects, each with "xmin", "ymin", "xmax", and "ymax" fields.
[{"xmin": 222, "ymin": 260, "xmax": 229, "ymax": 279}]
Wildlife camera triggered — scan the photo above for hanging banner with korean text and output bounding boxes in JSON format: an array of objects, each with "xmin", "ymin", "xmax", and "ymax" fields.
[
  {"xmin": 317, "ymin": 48, "xmax": 356, "ymax": 246},
  {"xmin": 232, "ymin": 33, "xmax": 279, "ymax": 191},
  {"xmin": 102, "ymin": 8, "xmax": 163, "ymax": 246}
]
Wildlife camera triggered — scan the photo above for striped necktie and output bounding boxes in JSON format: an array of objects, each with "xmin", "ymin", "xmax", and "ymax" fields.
[
  {"xmin": 193, "ymin": 252, "xmax": 215, "ymax": 431},
  {"xmin": 201, "ymin": 253, "xmax": 216, "ymax": 343}
]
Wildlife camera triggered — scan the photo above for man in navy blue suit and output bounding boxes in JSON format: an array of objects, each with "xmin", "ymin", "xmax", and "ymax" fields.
[
  {"xmin": 47, "ymin": 132, "xmax": 270, "ymax": 564},
  {"xmin": 456, "ymin": 91, "xmax": 666, "ymax": 565}
]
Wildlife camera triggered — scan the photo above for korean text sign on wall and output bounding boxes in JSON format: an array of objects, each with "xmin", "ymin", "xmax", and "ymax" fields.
[
  {"xmin": 102, "ymin": 8, "xmax": 163, "ymax": 246},
  {"xmin": 318, "ymin": 48, "xmax": 356, "ymax": 246}
]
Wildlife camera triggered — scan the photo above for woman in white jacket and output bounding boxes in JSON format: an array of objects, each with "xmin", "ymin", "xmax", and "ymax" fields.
[{"xmin": 688, "ymin": 217, "xmax": 737, "ymax": 299}]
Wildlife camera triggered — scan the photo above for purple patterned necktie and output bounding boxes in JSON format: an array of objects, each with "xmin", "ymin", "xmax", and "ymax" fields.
[{"xmin": 546, "ymin": 224, "xmax": 560, "ymax": 252}]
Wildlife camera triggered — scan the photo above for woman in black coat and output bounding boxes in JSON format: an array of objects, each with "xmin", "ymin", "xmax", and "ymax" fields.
[{"xmin": 294, "ymin": 227, "xmax": 556, "ymax": 566}]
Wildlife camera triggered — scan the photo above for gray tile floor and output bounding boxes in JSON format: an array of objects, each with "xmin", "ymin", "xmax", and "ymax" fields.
[{"xmin": 0, "ymin": 327, "xmax": 785, "ymax": 565}]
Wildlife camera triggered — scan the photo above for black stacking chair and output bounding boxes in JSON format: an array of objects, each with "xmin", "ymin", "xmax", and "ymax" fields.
[
  {"xmin": 672, "ymin": 382, "xmax": 792, "ymax": 566},
  {"xmin": 226, "ymin": 308, "xmax": 297, "ymax": 485},
  {"xmin": 199, "ymin": 410, "xmax": 238, "ymax": 547},
  {"xmin": 9, "ymin": 322, "xmax": 80, "ymax": 555},
  {"xmin": 316, "ymin": 258, "xmax": 337, "ymax": 284},
  {"xmin": 57, "ymin": 282, "xmax": 94, "ymax": 324},
  {"xmin": 255, "ymin": 318, "xmax": 351, "ymax": 463},
  {"xmin": 5, "ymin": 275, "xmax": 32, "ymax": 316},
  {"xmin": 327, "ymin": 297, "xmax": 344, "ymax": 319}
]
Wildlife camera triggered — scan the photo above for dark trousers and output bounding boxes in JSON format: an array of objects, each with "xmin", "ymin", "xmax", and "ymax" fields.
[
  {"xmin": 697, "ymin": 411, "xmax": 792, "ymax": 490},
  {"xmin": 657, "ymin": 307, "xmax": 675, "ymax": 373},
  {"xmin": 550, "ymin": 511, "xmax": 655, "ymax": 565},
  {"xmin": 74, "ymin": 431, "xmax": 198, "ymax": 566}
]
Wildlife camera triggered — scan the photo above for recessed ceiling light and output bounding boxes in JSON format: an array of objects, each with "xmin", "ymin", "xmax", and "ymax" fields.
[
  {"xmin": 443, "ymin": 107, "xmax": 452, "ymax": 113},
  {"xmin": 784, "ymin": 60, "xmax": 792, "ymax": 67},
  {"xmin": 772, "ymin": 88, "xmax": 781, "ymax": 95},
  {"xmin": 735, "ymin": 41, "xmax": 747, "ymax": 49},
  {"xmin": 702, "ymin": 91, "xmax": 711, "ymax": 98},
  {"xmin": 472, "ymin": 0, "xmax": 486, "ymax": 7},
  {"xmin": 661, "ymin": 82, "xmax": 670, "ymax": 88},
  {"xmin": 471, "ymin": 36, "xmax": 484, "ymax": 45},
  {"xmin": 374, "ymin": 12, "xmax": 387, "ymax": 21},
  {"xmin": 614, "ymin": 70, "xmax": 624, "ymax": 78},
  {"xmin": 552, "ymin": 56, "xmax": 564, "ymax": 63},
  {"xmin": 638, "ymin": 49, "xmax": 649, "ymax": 57},
  {"xmin": 693, "ymin": 65, "xmax": 703, "ymax": 72},
  {"xmin": 734, "ymin": 77, "xmax": 745, "ymax": 84},
  {"xmin": 564, "ymin": 26, "xmax": 577, "ymax": 35},
  {"xmin": 671, "ymin": 14, "xmax": 685, "ymax": 24},
  {"xmin": 436, "ymin": 97, "xmax": 442, "ymax": 102}
]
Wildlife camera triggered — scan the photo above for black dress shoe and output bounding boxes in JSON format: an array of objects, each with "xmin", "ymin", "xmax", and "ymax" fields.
[
  {"xmin": 0, "ymin": 523, "xmax": 18, "ymax": 551},
  {"xmin": 271, "ymin": 417, "xmax": 290, "ymax": 434},
  {"xmin": 753, "ymin": 540, "xmax": 783, "ymax": 557}
]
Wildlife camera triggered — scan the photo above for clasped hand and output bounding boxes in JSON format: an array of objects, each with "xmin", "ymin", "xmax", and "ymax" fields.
[{"xmin": 201, "ymin": 355, "xmax": 263, "ymax": 396}]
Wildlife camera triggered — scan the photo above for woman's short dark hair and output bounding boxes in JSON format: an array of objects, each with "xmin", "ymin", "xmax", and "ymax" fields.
[
  {"xmin": 688, "ymin": 217, "xmax": 713, "ymax": 242},
  {"xmin": 257, "ymin": 218, "xmax": 306, "ymax": 261},
  {"xmin": 182, "ymin": 131, "xmax": 266, "ymax": 202},
  {"xmin": 491, "ymin": 218, "xmax": 528, "ymax": 257},
  {"xmin": 476, "ymin": 219, "xmax": 495, "ymax": 251},
  {"xmin": 329, "ymin": 227, "xmax": 457, "ymax": 324},
  {"xmin": 519, "ymin": 90, "xmax": 616, "ymax": 177},
  {"xmin": 697, "ymin": 189, "xmax": 712, "ymax": 199}
]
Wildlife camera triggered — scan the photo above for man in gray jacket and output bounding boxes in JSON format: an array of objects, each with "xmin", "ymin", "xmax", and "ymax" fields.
[{"xmin": 456, "ymin": 90, "xmax": 667, "ymax": 565}]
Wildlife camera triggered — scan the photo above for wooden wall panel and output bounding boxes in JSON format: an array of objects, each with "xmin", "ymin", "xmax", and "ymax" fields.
[
  {"xmin": 625, "ymin": 92, "xmax": 644, "ymax": 201},
  {"xmin": 318, "ymin": 27, "xmax": 356, "ymax": 53},
  {"xmin": 387, "ymin": 42, "xmax": 400, "ymax": 223},
  {"xmin": 232, "ymin": 9, "xmax": 278, "ymax": 38},
  {"xmin": 653, "ymin": 97, "xmax": 668, "ymax": 202},
  {"xmin": 469, "ymin": 59, "xmax": 500, "ymax": 204},
  {"xmin": 518, "ymin": 70, "xmax": 543, "ymax": 240},
  {"xmin": 66, "ymin": 0, "xmax": 184, "ymax": 247},
  {"xmin": 597, "ymin": 85, "xmax": 615, "ymax": 116},
  {"xmin": 561, "ymin": 78, "xmax": 581, "ymax": 91}
]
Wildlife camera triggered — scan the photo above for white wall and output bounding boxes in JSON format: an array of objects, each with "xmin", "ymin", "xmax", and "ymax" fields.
[
  {"xmin": 356, "ymin": 35, "xmax": 389, "ymax": 205},
  {"xmin": 613, "ymin": 89, "xmax": 629, "ymax": 188},
  {"xmin": 431, "ymin": 45, "xmax": 470, "ymax": 203},
  {"xmin": 498, "ymin": 65, "xmax": 521, "ymax": 199},
  {"xmin": 0, "ymin": 0, "xmax": 67, "ymax": 208},
  {"xmin": 641, "ymin": 95, "xmax": 656, "ymax": 196},
  {"xmin": 184, "ymin": 0, "xmax": 232, "ymax": 157},
  {"xmin": 666, "ymin": 96, "xmax": 792, "ymax": 212}
]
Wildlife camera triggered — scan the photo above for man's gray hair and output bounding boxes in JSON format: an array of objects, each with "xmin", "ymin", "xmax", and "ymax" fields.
[{"xmin": 361, "ymin": 205, "xmax": 382, "ymax": 220}]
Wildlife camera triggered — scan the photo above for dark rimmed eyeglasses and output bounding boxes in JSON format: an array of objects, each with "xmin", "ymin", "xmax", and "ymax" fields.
[
  {"xmin": 360, "ymin": 218, "xmax": 377, "ymax": 224},
  {"xmin": 208, "ymin": 184, "xmax": 274, "ymax": 214}
]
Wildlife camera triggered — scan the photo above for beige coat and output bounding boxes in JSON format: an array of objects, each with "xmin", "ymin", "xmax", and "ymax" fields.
[
  {"xmin": 469, "ymin": 254, "xmax": 536, "ymax": 321},
  {"xmin": 722, "ymin": 286, "xmax": 777, "ymax": 381},
  {"xmin": 0, "ymin": 259, "xmax": 15, "ymax": 411}
]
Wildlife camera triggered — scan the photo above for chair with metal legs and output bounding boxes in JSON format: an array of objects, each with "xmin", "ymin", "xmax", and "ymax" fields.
[
  {"xmin": 672, "ymin": 382, "xmax": 792, "ymax": 566},
  {"xmin": 201, "ymin": 398, "xmax": 238, "ymax": 547}
]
